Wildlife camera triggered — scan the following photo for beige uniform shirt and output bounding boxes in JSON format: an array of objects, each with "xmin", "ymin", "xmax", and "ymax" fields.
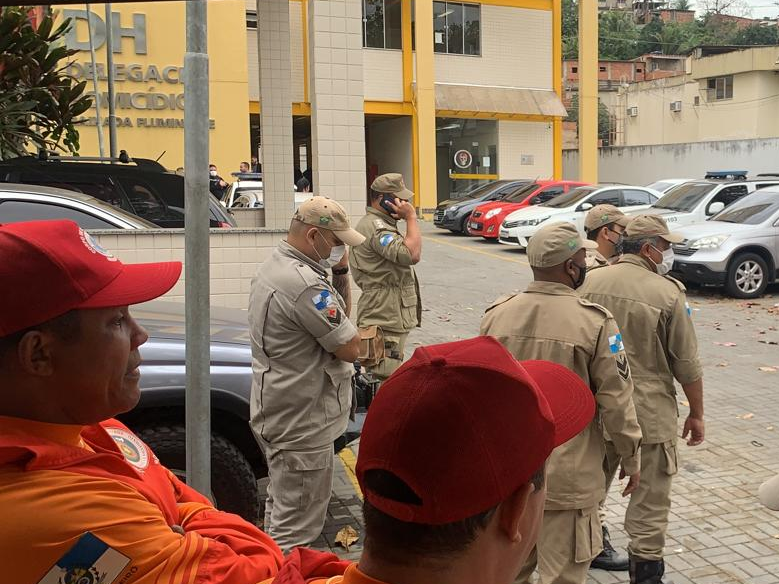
[
  {"xmin": 248, "ymin": 241, "xmax": 357, "ymax": 450},
  {"xmin": 349, "ymin": 207, "xmax": 422, "ymax": 333},
  {"xmin": 586, "ymin": 248, "xmax": 609, "ymax": 270},
  {"xmin": 579, "ymin": 254, "xmax": 703, "ymax": 445},
  {"xmin": 481, "ymin": 281, "xmax": 642, "ymax": 510}
]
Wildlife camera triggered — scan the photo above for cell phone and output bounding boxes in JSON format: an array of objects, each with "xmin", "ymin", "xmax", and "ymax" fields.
[{"xmin": 379, "ymin": 194, "xmax": 397, "ymax": 214}]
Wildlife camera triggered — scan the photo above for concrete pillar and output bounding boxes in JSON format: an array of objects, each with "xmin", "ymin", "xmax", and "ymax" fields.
[
  {"xmin": 307, "ymin": 0, "xmax": 367, "ymax": 221},
  {"xmin": 578, "ymin": 0, "xmax": 598, "ymax": 183},
  {"xmin": 553, "ymin": 0, "xmax": 563, "ymax": 180},
  {"xmin": 414, "ymin": 0, "xmax": 437, "ymax": 217},
  {"xmin": 257, "ymin": 0, "xmax": 295, "ymax": 229}
]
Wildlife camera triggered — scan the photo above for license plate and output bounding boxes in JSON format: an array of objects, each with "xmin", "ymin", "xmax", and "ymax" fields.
[
  {"xmin": 469, "ymin": 222, "xmax": 479, "ymax": 229},
  {"xmin": 499, "ymin": 229, "xmax": 509, "ymax": 238}
]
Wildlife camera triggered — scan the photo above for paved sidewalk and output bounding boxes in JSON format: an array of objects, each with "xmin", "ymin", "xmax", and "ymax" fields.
[{"xmin": 308, "ymin": 222, "xmax": 779, "ymax": 582}]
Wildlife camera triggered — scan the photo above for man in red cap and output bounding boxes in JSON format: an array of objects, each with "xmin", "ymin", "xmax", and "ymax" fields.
[
  {"xmin": 0, "ymin": 220, "xmax": 347, "ymax": 584},
  {"xmin": 322, "ymin": 336, "xmax": 596, "ymax": 584}
]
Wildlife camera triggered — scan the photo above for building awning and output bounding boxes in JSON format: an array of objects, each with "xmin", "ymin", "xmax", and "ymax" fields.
[{"xmin": 433, "ymin": 83, "xmax": 567, "ymax": 118}]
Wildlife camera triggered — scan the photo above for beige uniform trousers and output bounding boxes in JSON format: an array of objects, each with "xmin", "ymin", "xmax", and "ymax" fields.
[
  {"xmin": 599, "ymin": 441, "xmax": 678, "ymax": 561},
  {"xmin": 515, "ymin": 506, "xmax": 603, "ymax": 584},
  {"xmin": 260, "ymin": 442, "xmax": 334, "ymax": 554},
  {"xmin": 365, "ymin": 331, "xmax": 409, "ymax": 382}
]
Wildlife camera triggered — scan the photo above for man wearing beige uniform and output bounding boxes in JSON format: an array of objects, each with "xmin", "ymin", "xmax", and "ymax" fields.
[
  {"xmin": 584, "ymin": 204, "xmax": 630, "ymax": 270},
  {"xmin": 248, "ymin": 197, "xmax": 364, "ymax": 553},
  {"xmin": 580, "ymin": 215, "xmax": 705, "ymax": 584},
  {"xmin": 481, "ymin": 222, "xmax": 642, "ymax": 584},
  {"xmin": 350, "ymin": 173, "xmax": 422, "ymax": 382}
]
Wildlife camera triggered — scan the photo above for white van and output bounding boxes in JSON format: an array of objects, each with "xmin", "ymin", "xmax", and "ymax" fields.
[{"xmin": 634, "ymin": 179, "xmax": 779, "ymax": 227}]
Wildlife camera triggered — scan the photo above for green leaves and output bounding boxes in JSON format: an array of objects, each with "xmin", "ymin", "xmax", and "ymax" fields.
[{"xmin": 0, "ymin": 7, "xmax": 92, "ymax": 159}]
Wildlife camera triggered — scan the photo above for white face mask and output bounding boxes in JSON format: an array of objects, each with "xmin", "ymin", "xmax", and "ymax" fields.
[
  {"xmin": 314, "ymin": 230, "xmax": 346, "ymax": 268},
  {"xmin": 209, "ymin": 170, "xmax": 217, "ymax": 177},
  {"xmin": 652, "ymin": 245, "xmax": 674, "ymax": 275}
]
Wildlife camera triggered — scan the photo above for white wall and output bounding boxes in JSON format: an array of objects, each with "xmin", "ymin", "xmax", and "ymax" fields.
[
  {"xmin": 563, "ymin": 138, "xmax": 779, "ymax": 185},
  {"xmin": 367, "ymin": 116, "xmax": 413, "ymax": 183},
  {"xmin": 498, "ymin": 121, "xmax": 554, "ymax": 180},
  {"xmin": 434, "ymin": 6, "xmax": 552, "ymax": 90},
  {"xmin": 364, "ymin": 49, "xmax": 404, "ymax": 101}
]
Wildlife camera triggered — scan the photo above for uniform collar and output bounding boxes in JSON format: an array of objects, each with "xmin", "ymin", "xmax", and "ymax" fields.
[
  {"xmin": 278, "ymin": 240, "xmax": 326, "ymax": 276},
  {"xmin": 0, "ymin": 415, "xmax": 85, "ymax": 449},
  {"xmin": 526, "ymin": 280, "xmax": 579, "ymax": 297},
  {"xmin": 366, "ymin": 206, "xmax": 397, "ymax": 226},
  {"xmin": 618, "ymin": 253, "xmax": 657, "ymax": 273}
]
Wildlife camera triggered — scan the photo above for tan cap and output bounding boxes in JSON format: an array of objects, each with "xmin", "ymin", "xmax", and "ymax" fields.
[
  {"xmin": 584, "ymin": 204, "xmax": 629, "ymax": 232},
  {"xmin": 624, "ymin": 214, "xmax": 684, "ymax": 244},
  {"xmin": 293, "ymin": 196, "xmax": 365, "ymax": 246},
  {"xmin": 758, "ymin": 473, "xmax": 779, "ymax": 511},
  {"xmin": 371, "ymin": 173, "xmax": 414, "ymax": 201},
  {"xmin": 527, "ymin": 222, "xmax": 598, "ymax": 268}
]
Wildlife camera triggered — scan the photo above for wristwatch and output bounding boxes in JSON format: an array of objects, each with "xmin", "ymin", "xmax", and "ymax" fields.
[{"xmin": 332, "ymin": 266, "xmax": 349, "ymax": 276}]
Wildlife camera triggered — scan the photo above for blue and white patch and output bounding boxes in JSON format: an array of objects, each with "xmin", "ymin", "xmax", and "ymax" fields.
[
  {"xmin": 312, "ymin": 290, "xmax": 333, "ymax": 311},
  {"xmin": 38, "ymin": 532, "xmax": 130, "ymax": 584},
  {"xmin": 608, "ymin": 333, "xmax": 625, "ymax": 354},
  {"xmin": 379, "ymin": 233, "xmax": 394, "ymax": 247},
  {"xmin": 685, "ymin": 301, "xmax": 692, "ymax": 316}
]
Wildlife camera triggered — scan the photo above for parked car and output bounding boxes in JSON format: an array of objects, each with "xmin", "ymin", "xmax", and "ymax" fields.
[
  {"xmin": 433, "ymin": 179, "xmax": 529, "ymax": 233},
  {"xmin": 221, "ymin": 173, "xmax": 310, "ymax": 209},
  {"xmin": 120, "ymin": 300, "xmax": 375, "ymax": 525},
  {"xmin": 0, "ymin": 152, "xmax": 236, "ymax": 228},
  {"xmin": 498, "ymin": 184, "xmax": 660, "ymax": 248},
  {"xmin": 633, "ymin": 178, "xmax": 779, "ymax": 229},
  {"xmin": 0, "ymin": 183, "xmax": 157, "ymax": 229},
  {"xmin": 671, "ymin": 187, "xmax": 779, "ymax": 298},
  {"xmin": 645, "ymin": 178, "xmax": 695, "ymax": 194},
  {"xmin": 468, "ymin": 180, "xmax": 588, "ymax": 240}
]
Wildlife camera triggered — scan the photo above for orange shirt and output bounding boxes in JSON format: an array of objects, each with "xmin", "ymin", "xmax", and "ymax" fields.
[{"xmin": 0, "ymin": 416, "xmax": 284, "ymax": 584}]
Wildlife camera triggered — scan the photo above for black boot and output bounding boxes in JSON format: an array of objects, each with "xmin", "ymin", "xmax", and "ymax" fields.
[
  {"xmin": 629, "ymin": 556, "xmax": 675, "ymax": 584},
  {"xmin": 590, "ymin": 525, "xmax": 629, "ymax": 571}
]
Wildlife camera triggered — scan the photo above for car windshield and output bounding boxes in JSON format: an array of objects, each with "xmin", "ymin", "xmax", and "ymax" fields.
[
  {"xmin": 541, "ymin": 186, "xmax": 596, "ymax": 208},
  {"xmin": 503, "ymin": 183, "xmax": 540, "ymax": 203},
  {"xmin": 460, "ymin": 181, "xmax": 509, "ymax": 201},
  {"xmin": 653, "ymin": 183, "xmax": 715, "ymax": 211},
  {"xmin": 646, "ymin": 180, "xmax": 675, "ymax": 192},
  {"xmin": 710, "ymin": 190, "xmax": 779, "ymax": 224}
]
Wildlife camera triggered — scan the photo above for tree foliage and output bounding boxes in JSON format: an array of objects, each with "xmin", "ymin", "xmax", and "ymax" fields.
[
  {"xmin": 0, "ymin": 6, "xmax": 92, "ymax": 159},
  {"xmin": 565, "ymin": 94, "xmax": 613, "ymax": 145}
]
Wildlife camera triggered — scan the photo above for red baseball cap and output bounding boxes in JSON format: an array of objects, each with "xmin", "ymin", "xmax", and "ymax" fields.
[
  {"xmin": 0, "ymin": 220, "xmax": 182, "ymax": 336},
  {"xmin": 356, "ymin": 336, "xmax": 596, "ymax": 525}
]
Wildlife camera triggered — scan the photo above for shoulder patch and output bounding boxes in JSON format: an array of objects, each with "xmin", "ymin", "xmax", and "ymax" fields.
[
  {"xmin": 105, "ymin": 427, "xmax": 150, "ymax": 471},
  {"xmin": 608, "ymin": 333, "xmax": 625, "ymax": 354},
  {"xmin": 379, "ymin": 233, "xmax": 394, "ymax": 247},
  {"xmin": 37, "ymin": 532, "xmax": 130, "ymax": 584},
  {"xmin": 662, "ymin": 274, "xmax": 687, "ymax": 292},
  {"xmin": 312, "ymin": 289, "xmax": 334, "ymax": 310},
  {"xmin": 577, "ymin": 297, "xmax": 614, "ymax": 319}
]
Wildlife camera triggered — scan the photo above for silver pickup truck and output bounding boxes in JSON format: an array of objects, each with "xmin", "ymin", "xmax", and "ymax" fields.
[{"xmin": 120, "ymin": 301, "xmax": 374, "ymax": 525}]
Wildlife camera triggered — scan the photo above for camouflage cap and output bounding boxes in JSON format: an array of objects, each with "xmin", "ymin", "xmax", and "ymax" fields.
[
  {"xmin": 293, "ymin": 196, "xmax": 365, "ymax": 246},
  {"xmin": 527, "ymin": 221, "xmax": 598, "ymax": 268},
  {"xmin": 371, "ymin": 173, "xmax": 414, "ymax": 201},
  {"xmin": 584, "ymin": 204, "xmax": 630, "ymax": 232},
  {"xmin": 624, "ymin": 214, "xmax": 684, "ymax": 244}
]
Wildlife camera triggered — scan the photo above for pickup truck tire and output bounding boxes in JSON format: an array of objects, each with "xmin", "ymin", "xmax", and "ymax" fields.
[
  {"xmin": 725, "ymin": 253, "xmax": 768, "ymax": 299},
  {"xmin": 135, "ymin": 424, "xmax": 262, "ymax": 525}
]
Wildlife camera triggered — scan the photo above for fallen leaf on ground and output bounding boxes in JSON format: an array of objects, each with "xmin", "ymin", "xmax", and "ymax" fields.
[
  {"xmin": 758, "ymin": 340, "xmax": 779, "ymax": 345},
  {"xmin": 774, "ymin": 534, "xmax": 779, "ymax": 539},
  {"xmin": 766, "ymin": 426, "xmax": 775, "ymax": 431},
  {"xmin": 716, "ymin": 362, "xmax": 729, "ymax": 367},
  {"xmin": 758, "ymin": 367, "xmax": 778, "ymax": 373},
  {"xmin": 714, "ymin": 342, "xmax": 737, "ymax": 347},
  {"xmin": 335, "ymin": 526, "xmax": 359, "ymax": 551},
  {"xmin": 739, "ymin": 413, "xmax": 755, "ymax": 419}
]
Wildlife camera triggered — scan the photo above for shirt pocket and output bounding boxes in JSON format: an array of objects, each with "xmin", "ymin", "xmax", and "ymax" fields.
[
  {"xmin": 400, "ymin": 285, "xmax": 418, "ymax": 329},
  {"xmin": 324, "ymin": 361, "xmax": 353, "ymax": 423}
]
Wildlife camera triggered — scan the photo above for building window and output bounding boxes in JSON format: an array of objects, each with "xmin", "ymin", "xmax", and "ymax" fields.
[
  {"xmin": 707, "ymin": 75, "xmax": 733, "ymax": 101},
  {"xmin": 433, "ymin": 2, "xmax": 480, "ymax": 56},
  {"xmin": 599, "ymin": 66, "xmax": 607, "ymax": 72},
  {"xmin": 246, "ymin": 10, "xmax": 257, "ymax": 29},
  {"xmin": 363, "ymin": 0, "xmax": 403, "ymax": 49}
]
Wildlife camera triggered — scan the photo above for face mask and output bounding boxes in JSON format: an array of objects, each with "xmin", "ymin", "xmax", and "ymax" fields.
[
  {"xmin": 313, "ymin": 230, "xmax": 346, "ymax": 268},
  {"xmin": 209, "ymin": 170, "xmax": 217, "ymax": 177},
  {"xmin": 606, "ymin": 228, "xmax": 624, "ymax": 257},
  {"xmin": 569, "ymin": 261, "xmax": 587, "ymax": 290},
  {"xmin": 651, "ymin": 245, "xmax": 674, "ymax": 275}
]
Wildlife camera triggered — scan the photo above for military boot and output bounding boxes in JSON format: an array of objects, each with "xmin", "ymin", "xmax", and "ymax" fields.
[
  {"xmin": 629, "ymin": 555, "xmax": 675, "ymax": 584},
  {"xmin": 590, "ymin": 525, "xmax": 629, "ymax": 571}
]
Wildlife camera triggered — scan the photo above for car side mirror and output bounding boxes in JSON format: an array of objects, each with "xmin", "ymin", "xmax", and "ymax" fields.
[
  {"xmin": 708, "ymin": 201, "xmax": 725, "ymax": 215},
  {"xmin": 578, "ymin": 202, "xmax": 593, "ymax": 212},
  {"xmin": 530, "ymin": 196, "xmax": 541, "ymax": 205}
]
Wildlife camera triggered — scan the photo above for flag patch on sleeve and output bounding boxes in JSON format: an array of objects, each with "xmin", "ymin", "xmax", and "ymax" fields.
[
  {"xmin": 312, "ymin": 290, "xmax": 333, "ymax": 310},
  {"xmin": 38, "ymin": 532, "xmax": 130, "ymax": 584},
  {"xmin": 379, "ymin": 234, "xmax": 394, "ymax": 247},
  {"xmin": 608, "ymin": 333, "xmax": 624, "ymax": 354}
]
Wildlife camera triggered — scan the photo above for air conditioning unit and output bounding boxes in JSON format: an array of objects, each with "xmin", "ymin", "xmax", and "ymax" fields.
[
  {"xmin": 670, "ymin": 101, "xmax": 682, "ymax": 112},
  {"xmin": 627, "ymin": 106, "xmax": 639, "ymax": 117}
]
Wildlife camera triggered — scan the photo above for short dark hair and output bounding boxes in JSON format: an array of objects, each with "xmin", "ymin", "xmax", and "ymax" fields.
[
  {"xmin": 622, "ymin": 235, "xmax": 657, "ymax": 255},
  {"xmin": 241, "ymin": 161, "xmax": 249, "ymax": 167},
  {"xmin": 361, "ymin": 466, "xmax": 544, "ymax": 565},
  {"xmin": 0, "ymin": 311, "xmax": 81, "ymax": 363}
]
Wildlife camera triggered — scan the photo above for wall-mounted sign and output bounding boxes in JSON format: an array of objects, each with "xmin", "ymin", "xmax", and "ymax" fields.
[{"xmin": 453, "ymin": 149, "xmax": 473, "ymax": 169}]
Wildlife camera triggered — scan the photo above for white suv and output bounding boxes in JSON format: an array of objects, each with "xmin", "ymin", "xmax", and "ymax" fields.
[{"xmin": 498, "ymin": 184, "xmax": 659, "ymax": 248}]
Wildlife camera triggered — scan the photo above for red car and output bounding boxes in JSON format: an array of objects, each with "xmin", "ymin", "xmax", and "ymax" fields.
[{"xmin": 468, "ymin": 180, "xmax": 589, "ymax": 239}]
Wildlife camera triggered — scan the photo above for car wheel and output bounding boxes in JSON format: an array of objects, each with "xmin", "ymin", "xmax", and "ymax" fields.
[
  {"xmin": 459, "ymin": 213, "xmax": 473, "ymax": 235},
  {"xmin": 725, "ymin": 253, "xmax": 769, "ymax": 299},
  {"xmin": 135, "ymin": 424, "xmax": 261, "ymax": 525}
]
